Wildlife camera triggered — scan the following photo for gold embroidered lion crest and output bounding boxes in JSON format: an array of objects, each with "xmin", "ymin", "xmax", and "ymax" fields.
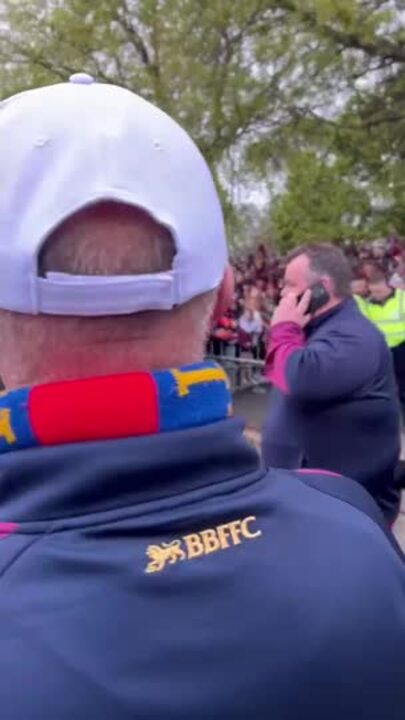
[{"xmin": 145, "ymin": 540, "xmax": 186, "ymax": 574}]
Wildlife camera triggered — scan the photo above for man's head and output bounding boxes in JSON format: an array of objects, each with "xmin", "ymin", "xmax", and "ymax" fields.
[
  {"xmin": 351, "ymin": 273, "xmax": 369, "ymax": 299},
  {"xmin": 266, "ymin": 282, "xmax": 278, "ymax": 301},
  {"xmin": 234, "ymin": 270, "xmax": 244, "ymax": 286},
  {"xmin": 368, "ymin": 269, "xmax": 392, "ymax": 302},
  {"xmin": 358, "ymin": 261, "xmax": 377, "ymax": 281},
  {"xmin": 244, "ymin": 295, "xmax": 257, "ymax": 315},
  {"xmin": 0, "ymin": 75, "xmax": 231, "ymax": 388},
  {"xmin": 256, "ymin": 278, "xmax": 267, "ymax": 293},
  {"xmin": 283, "ymin": 243, "xmax": 352, "ymax": 314}
]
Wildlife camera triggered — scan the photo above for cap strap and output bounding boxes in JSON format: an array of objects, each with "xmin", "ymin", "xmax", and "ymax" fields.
[{"xmin": 36, "ymin": 271, "xmax": 177, "ymax": 315}]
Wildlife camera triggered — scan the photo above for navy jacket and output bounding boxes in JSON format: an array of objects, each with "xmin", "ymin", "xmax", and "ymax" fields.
[
  {"xmin": 1, "ymin": 418, "xmax": 405, "ymax": 719},
  {"xmin": 262, "ymin": 299, "xmax": 401, "ymax": 522}
]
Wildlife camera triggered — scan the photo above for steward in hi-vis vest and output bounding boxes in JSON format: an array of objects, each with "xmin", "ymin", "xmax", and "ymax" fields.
[
  {"xmin": 361, "ymin": 272, "xmax": 405, "ymax": 412},
  {"xmin": 364, "ymin": 288, "xmax": 405, "ymax": 349}
]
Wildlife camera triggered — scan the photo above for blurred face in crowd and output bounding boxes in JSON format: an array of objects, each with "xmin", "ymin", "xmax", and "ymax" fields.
[
  {"xmin": 254, "ymin": 253, "xmax": 266, "ymax": 270},
  {"xmin": 359, "ymin": 262, "xmax": 376, "ymax": 280},
  {"xmin": 244, "ymin": 295, "xmax": 257, "ymax": 315},
  {"xmin": 266, "ymin": 283, "xmax": 278, "ymax": 301},
  {"xmin": 373, "ymin": 246, "xmax": 384, "ymax": 260},
  {"xmin": 368, "ymin": 279, "xmax": 392, "ymax": 302},
  {"xmin": 278, "ymin": 262, "xmax": 286, "ymax": 277},
  {"xmin": 351, "ymin": 278, "xmax": 369, "ymax": 298},
  {"xmin": 229, "ymin": 295, "xmax": 238, "ymax": 314}
]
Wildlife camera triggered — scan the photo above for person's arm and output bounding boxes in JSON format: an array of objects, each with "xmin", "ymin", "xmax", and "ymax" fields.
[
  {"xmin": 238, "ymin": 314, "xmax": 248, "ymax": 332},
  {"xmin": 253, "ymin": 312, "xmax": 263, "ymax": 334},
  {"xmin": 266, "ymin": 321, "xmax": 377, "ymax": 401}
]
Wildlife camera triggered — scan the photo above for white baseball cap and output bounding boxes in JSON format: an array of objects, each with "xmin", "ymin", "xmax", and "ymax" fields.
[{"xmin": 0, "ymin": 73, "xmax": 227, "ymax": 315}]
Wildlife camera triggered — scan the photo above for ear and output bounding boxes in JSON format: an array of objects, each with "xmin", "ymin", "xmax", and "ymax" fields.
[
  {"xmin": 211, "ymin": 265, "xmax": 234, "ymax": 327},
  {"xmin": 320, "ymin": 276, "xmax": 334, "ymax": 296}
]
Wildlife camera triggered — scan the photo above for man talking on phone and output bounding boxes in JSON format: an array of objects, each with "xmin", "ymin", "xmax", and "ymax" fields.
[{"xmin": 262, "ymin": 243, "xmax": 401, "ymax": 524}]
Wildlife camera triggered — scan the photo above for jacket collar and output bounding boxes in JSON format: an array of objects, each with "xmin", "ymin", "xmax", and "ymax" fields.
[
  {"xmin": 369, "ymin": 288, "xmax": 396, "ymax": 306},
  {"xmin": 0, "ymin": 361, "xmax": 255, "ymax": 524},
  {"xmin": 0, "ymin": 418, "xmax": 261, "ymax": 524},
  {"xmin": 306, "ymin": 297, "xmax": 353, "ymax": 333}
]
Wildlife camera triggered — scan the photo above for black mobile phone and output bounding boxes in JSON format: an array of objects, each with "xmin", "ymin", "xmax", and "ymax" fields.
[{"xmin": 305, "ymin": 282, "xmax": 330, "ymax": 314}]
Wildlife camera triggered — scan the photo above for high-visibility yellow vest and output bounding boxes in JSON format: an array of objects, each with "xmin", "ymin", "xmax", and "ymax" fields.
[
  {"xmin": 358, "ymin": 290, "xmax": 405, "ymax": 349},
  {"xmin": 353, "ymin": 294, "xmax": 368, "ymax": 315}
]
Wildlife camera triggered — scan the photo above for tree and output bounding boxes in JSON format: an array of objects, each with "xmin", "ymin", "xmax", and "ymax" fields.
[
  {"xmin": 0, "ymin": 0, "xmax": 307, "ymax": 234},
  {"xmin": 271, "ymin": 151, "xmax": 370, "ymax": 250},
  {"xmin": 1, "ymin": 0, "xmax": 404, "ymax": 245},
  {"xmin": 269, "ymin": 0, "xmax": 405, "ymax": 240}
]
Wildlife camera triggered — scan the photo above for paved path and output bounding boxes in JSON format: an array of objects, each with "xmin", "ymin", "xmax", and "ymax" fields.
[
  {"xmin": 234, "ymin": 386, "xmax": 269, "ymax": 431},
  {"xmin": 234, "ymin": 387, "xmax": 405, "ymax": 551}
]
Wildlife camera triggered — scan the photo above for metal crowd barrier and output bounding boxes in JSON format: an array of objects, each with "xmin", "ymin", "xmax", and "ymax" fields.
[{"xmin": 208, "ymin": 347, "xmax": 266, "ymax": 393}]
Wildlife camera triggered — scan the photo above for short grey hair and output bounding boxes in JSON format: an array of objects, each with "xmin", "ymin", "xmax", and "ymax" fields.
[
  {"xmin": 287, "ymin": 243, "xmax": 352, "ymax": 298},
  {"xmin": 0, "ymin": 201, "xmax": 217, "ymax": 388},
  {"xmin": 37, "ymin": 199, "xmax": 216, "ymax": 348},
  {"xmin": 39, "ymin": 201, "xmax": 175, "ymax": 277}
]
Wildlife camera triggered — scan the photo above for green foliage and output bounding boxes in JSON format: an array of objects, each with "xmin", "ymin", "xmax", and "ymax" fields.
[
  {"xmin": 1, "ymin": 0, "xmax": 405, "ymax": 246},
  {"xmin": 250, "ymin": 0, "xmax": 405, "ymax": 245},
  {"xmin": 271, "ymin": 151, "xmax": 370, "ymax": 250},
  {"xmin": 0, "ymin": 0, "xmax": 305, "ymax": 237}
]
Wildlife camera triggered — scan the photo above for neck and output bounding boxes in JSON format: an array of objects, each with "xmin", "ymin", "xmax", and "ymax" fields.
[
  {"xmin": 312, "ymin": 296, "xmax": 343, "ymax": 320},
  {"xmin": 380, "ymin": 288, "xmax": 393, "ymax": 301},
  {"xmin": 2, "ymin": 341, "xmax": 205, "ymax": 390},
  {"xmin": 0, "ymin": 304, "xmax": 212, "ymax": 390}
]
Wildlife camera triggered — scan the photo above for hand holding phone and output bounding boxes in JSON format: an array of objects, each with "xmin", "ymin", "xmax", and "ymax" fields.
[
  {"xmin": 303, "ymin": 282, "xmax": 330, "ymax": 315},
  {"xmin": 271, "ymin": 282, "xmax": 330, "ymax": 328},
  {"xmin": 271, "ymin": 290, "xmax": 312, "ymax": 328}
]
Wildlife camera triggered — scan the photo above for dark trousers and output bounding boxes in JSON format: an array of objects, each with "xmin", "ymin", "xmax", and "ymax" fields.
[
  {"xmin": 391, "ymin": 343, "xmax": 405, "ymax": 490},
  {"xmin": 391, "ymin": 342, "xmax": 405, "ymax": 409}
]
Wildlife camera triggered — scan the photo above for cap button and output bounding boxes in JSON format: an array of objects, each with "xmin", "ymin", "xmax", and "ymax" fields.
[{"xmin": 69, "ymin": 73, "xmax": 94, "ymax": 85}]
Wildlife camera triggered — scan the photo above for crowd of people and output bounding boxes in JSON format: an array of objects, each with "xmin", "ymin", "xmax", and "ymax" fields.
[{"xmin": 209, "ymin": 236, "xmax": 405, "ymax": 362}]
